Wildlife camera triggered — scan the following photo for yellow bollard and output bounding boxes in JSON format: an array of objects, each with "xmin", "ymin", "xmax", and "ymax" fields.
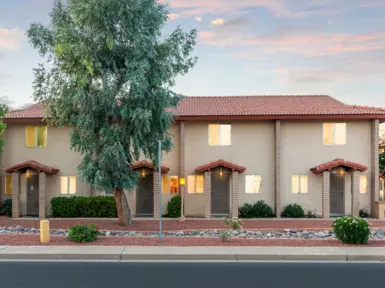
[{"xmin": 40, "ymin": 220, "xmax": 50, "ymax": 243}]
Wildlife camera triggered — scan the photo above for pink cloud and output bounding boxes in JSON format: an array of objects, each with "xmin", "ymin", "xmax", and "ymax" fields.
[{"xmin": 0, "ymin": 28, "xmax": 24, "ymax": 50}]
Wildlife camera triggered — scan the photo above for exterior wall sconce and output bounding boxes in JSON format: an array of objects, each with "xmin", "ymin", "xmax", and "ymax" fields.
[
  {"xmin": 26, "ymin": 170, "xmax": 32, "ymax": 178},
  {"xmin": 218, "ymin": 167, "xmax": 223, "ymax": 177},
  {"xmin": 179, "ymin": 177, "xmax": 185, "ymax": 186},
  {"xmin": 140, "ymin": 168, "xmax": 146, "ymax": 178}
]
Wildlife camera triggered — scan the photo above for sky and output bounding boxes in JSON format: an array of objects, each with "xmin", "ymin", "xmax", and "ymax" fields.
[{"xmin": 0, "ymin": 0, "xmax": 385, "ymax": 109}]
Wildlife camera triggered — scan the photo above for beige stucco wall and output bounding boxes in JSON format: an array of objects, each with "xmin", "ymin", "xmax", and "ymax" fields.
[
  {"xmin": 2, "ymin": 123, "xmax": 89, "ymax": 215},
  {"xmin": 281, "ymin": 120, "xmax": 372, "ymax": 216},
  {"xmin": 184, "ymin": 121, "xmax": 275, "ymax": 217}
]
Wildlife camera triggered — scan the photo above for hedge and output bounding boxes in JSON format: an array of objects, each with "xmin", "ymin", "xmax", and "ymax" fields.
[{"xmin": 51, "ymin": 196, "xmax": 117, "ymax": 218}]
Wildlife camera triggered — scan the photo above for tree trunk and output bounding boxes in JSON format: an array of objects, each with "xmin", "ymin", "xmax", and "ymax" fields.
[{"xmin": 114, "ymin": 188, "xmax": 133, "ymax": 225}]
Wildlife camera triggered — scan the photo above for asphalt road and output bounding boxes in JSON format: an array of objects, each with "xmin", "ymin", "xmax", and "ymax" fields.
[{"xmin": 1, "ymin": 261, "xmax": 385, "ymax": 288}]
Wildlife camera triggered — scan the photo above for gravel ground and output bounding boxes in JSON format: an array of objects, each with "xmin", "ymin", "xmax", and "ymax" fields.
[
  {"xmin": 0, "ymin": 235, "xmax": 385, "ymax": 247},
  {"xmin": 2, "ymin": 217, "xmax": 385, "ymax": 232}
]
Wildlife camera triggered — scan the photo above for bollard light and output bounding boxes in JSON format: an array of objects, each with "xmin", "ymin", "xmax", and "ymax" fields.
[{"xmin": 40, "ymin": 220, "xmax": 50, "ymax": 243}]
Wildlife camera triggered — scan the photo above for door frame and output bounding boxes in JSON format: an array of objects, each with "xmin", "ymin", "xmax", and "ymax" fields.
[
  {"xmin": 330, "ymin": 168, "xmax": 345, "ymax": 216},
  {"xmin": 210, "ymin": 168, "xmax": 231, "ymax": 216}
]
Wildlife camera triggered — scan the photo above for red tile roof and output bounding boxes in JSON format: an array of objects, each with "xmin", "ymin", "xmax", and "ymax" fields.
[
  {"xmin": 131, "ymin": 160, "xmax": 169, "ymax": 173},
  {"xmin": 310, "ymin": 158, "xmax": 368, "ymax": 173},
  {"xmin": 4, "ymin": 160, "xmax": 59, "ymax": 175},
  {"xmin": 6, "ymin": 96, "xmax": 385, "ymax": 121},
  {"xmin": 195, "ymin": 159, "xmax": 246, "ymax": 173}
]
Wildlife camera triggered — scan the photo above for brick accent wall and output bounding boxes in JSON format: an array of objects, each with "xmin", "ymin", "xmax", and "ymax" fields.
[
  {"xmin": 231, "ymin": 171, "xmax": 239, "ymax": 217},
  {"xmin": 38, "ymin": 172, "xmax": 46, "ymax": 218},
  {"xmin": 322, "ymin": 171, "xmax": 330, "ymax": 218},
  {"xmin": 180, "ymin": 121, "xmax": 185, "ymax": 217},
  {"xmin": 11, "ymin": 172, "xmax": 20, "ymax": 218},
  {"xmin": 153, "ymin": 172, "xmax": 160, "ymax": 219},
  {"xmin": 371, "ymin": 119, "xmax": 380, "ymax": 215},
  {"xmin": 204, "ymin": 171, "xmax": 211, "ymax": 218},
  {"xmin": 274, "ymin": 120, "xmax": 281, "ymax": 217},
  {"xmin": 351, "ymin": 171, "xmax": 360, "ymax": 217}
]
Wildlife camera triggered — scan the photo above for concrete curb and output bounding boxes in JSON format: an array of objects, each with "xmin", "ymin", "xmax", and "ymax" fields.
[{"xmin": 0, "ymin": 246, "xmax": 384, "ymax": 261}]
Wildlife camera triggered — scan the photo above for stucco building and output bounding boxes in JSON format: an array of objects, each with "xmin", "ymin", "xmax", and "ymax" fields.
[{"xmin": 2, "ymin": 95, "xmax": 385, "ymax": 218}]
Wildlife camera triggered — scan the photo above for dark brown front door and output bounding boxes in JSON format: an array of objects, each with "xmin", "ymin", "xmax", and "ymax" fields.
[
  {"xmin": 136, "ymin": 175, "xmax": 154, "ymax": 217},
  {"xmin": 330, "ymin": 171, "xmax": 345, "ymax": 216},
  {"xmin": 211, "ymin": 170, "xmax": 230, "ymax": 216},
  {"xmin": 27, "ymin": 175, "xmax": 39, "ymax": 216}
]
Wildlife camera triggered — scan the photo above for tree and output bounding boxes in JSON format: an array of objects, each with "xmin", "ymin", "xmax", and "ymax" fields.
[{"xmin": 27, "ymin": 0, "xmax": 197, "ymax": 225}]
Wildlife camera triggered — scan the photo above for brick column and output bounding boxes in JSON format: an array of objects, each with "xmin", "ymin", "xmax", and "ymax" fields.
[
  {"xmin": 322, "ymin": 171, "xmax": 330, "ymax": 218},
  {"xmin": 371, "ymin": 119, "xmax": 380, "ymax": 215},
  {"xmin": 351, "ymin": 171, "xmax": 360, "ymax": 217},
  {"xmin": 231, "ymin": 171, "xmax": 239, "ymax": 218},
  {"xmin": 204, "ymin": 171, "xmax": 211, "ymax": 218},
  {"xmin": 153, "ymin": 172, "xmax": 160, "ymax": 219},
  {"xmin": 11, "ymin": 172, "xmax": 20, "ymax": 218},
  {"xmin": 179, "ymin": 121, "xmax": 186, "ymax": 219},
  {"xmin": 274, "ymin": 120, "xmax": 281, "ymax": 217},
  {"xmin": 38, "ymin": 172, "xmax": 46, "ymax": 218}
]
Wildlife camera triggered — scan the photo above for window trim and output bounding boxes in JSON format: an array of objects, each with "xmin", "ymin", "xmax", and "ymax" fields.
[
  {"xmin": 208, "ymin": 124, "xmax": 231, "ymax": 146},
  {"xmin": 26, "ymin": 125, "xmax": 48, "ymax": 148},
  {"xmin": 323, "ymin": 122, "xmax": 346, "ymax": 146},
  {"xmin": 60, "ymin": 176, "xmax": 77, "ymax": 195},
  {"xmin": 291, "ymin": 175, "xmax": 308, "ymax": 194},
  {"xmin": 187, "ymin": 175, "xmax": 204, "ymax": 194},
  {"xmin": 245, "ymin": 175, "xmax": 262, "ymax": 194}
]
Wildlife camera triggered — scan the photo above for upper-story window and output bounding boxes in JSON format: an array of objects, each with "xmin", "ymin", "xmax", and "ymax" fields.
[
  {"xmin": 323, "ymin": 123, "xmax": 346, "ymax": 145},
  {"xmin": 26, "ymin": 126, "xmax": 47, "ymax": 148},
  {"xmin": 209, "ymin": 124, "xmax": 231, "ymax": 146}
]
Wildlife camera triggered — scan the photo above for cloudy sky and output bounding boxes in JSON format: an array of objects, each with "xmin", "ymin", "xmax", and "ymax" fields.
[{"xmin": 1, "ymin": 0, "xmax": 385, "ymax": 108}]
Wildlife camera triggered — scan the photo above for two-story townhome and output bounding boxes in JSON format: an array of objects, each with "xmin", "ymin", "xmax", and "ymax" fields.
[{"xmin": 2, "ymin": 95, "xmax": 385, "ymax": 219}]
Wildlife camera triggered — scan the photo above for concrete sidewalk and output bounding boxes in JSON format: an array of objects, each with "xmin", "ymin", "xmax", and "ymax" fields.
[{"xmin": 0, "ymin": 246, "xmax": 385, "ymax": 261}]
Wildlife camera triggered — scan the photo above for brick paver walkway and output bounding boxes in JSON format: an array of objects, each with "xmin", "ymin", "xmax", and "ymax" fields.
[{"xmin": 1, "ymin": 217, "xmax": 385, "ymax": 231}]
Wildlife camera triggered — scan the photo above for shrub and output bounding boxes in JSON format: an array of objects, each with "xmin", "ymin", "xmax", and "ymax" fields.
[
  {"xmin": 306, "ymin": 209, "xmax": 318, "ymax": 218},
  {"xmin": 0, "ymin": 199, "xmax": 12, "ymax": 217},
  {"xmin": 68, "ymin": 223, "xmax": 100, "ymax": 243},
  {"xmin": 219, "ymin": 230, "xmax": 231, "ymax": 242},
  {"xmin": 167, "ymin": 196, "xmax": 181, "ymax": 218},
  {"xmin": 51, "ymin": 196, "xmax": 117, "ymax": 218},
  {"xmin": 333, "ymin": 216, "xmax": 371, "ymax": 245},
  {"xmin": 281, "ymin": 204, "xmax": 305, "ymax": 218},
  {"xmin": 223, "ymin": 216, "xmax": 243, "ymax": 230},
  {"xmin": 239, "ymin": 201, "xmax": 275, "ymax": 218},
  {"xmin": 359, "ymin": 208, "xmax": 370, "ymax": 218}
]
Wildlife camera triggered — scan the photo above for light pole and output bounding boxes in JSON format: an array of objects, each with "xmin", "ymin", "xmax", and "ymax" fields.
[{"xmin": 158, "ymin": 140, "xmax": 163, "ymax": 242}]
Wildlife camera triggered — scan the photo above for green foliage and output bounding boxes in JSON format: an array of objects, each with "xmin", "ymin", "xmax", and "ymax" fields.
[
  {"xmin": 380, "ymin": 149, "xmax": 385, "ymax": 176},
  {"xmin": 223, "ymin": 217, "xmax": 243, "ymax": 230},
  {"xmin": 68, "ymin": 223, "xmax": 100, "ymax": 243},
  {"xmin": 51, "ymin": 196, "xmax": 117, "ymax": 218},
  {"xmin": 238, "ymin": 201, "xmax": 275, "ymax": 218},
  {"xmin": 281, "ymin": 204, "xmax": 305, "ymax": 218},
  {"xmin": 333, "ymin": 216, "xmax": 371, "ymax": 245},
  {"xmin": 167, "ymin": 196, "xmax": 181, "ymax": 218},
  {"xmin": 359, "ymin": 208, "xmax": 370, "ymax": 218},
  {"xmin": 219, "ymin": 230, "xmax": 231, "ymax": 242},
  {"xmin": 0, "ymin": 199, "xmax": 12, "ymax": 217},
  {"xmin": 0, "ymin": 104, "xmax": 8, "ymax": 153},
  {"xmin": 27, "ymin": 0, "xmax": 197, "ymax": 196},
  {"xmin": 306, "ymin": 209, "xmax": 318, "ymax": 218}
]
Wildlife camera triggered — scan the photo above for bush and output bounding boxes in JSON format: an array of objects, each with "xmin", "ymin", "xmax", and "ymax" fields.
[
  {"xmin": 0, "ymin": 199, "xmax": 12, "ymax": 217},
  {"xmin": 167, "ymin": 196, "xmax": 181, "ymax": 218},
  {"xmin": 239, "ymin": 201, "xmax": 275, "ymax": 218},
  {"xmin": 68, "ymin": 223, "xmax": 100, "ymax": 243},
  {"xmin": 51, "ymin": 196, "xmax": 117, "ymax": 218},
  {"xmin": 333, "ymin": 216, "xmax": 371, "ymax": 245},
  {"xmin": 281, "ymin": 204, "xmax": 305, "ymax": 218},
  {"xmin": 359, "ymin": 208, "xmax": 370, "ymax": 218},
  {"xmin": 306, "ymin": 209, "xmax": 318, "ymax": 218}
]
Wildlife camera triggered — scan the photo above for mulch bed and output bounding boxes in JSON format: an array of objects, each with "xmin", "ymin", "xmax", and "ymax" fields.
[{"xmin": 0, "ymin": 235, "xmax": 385, "ymax": 247}]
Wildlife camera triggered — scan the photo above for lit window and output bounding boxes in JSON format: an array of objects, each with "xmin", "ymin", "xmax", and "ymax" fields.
[
  {"xmin": 61, "ymin": 176, "xmax": 76, "ymax": 195},
  {"xmin": 209, "ymin": 124, "xmax": 231, "ymax": 146},
  {"xmin": 4, "ymin": 175, "xmax": 12, "ymax": 195},
  {"xmin": 245, "ymin": 175, "xmax": 262, "ymax": 194},
  {"xmin": 360, "ymin": 175, "xmax": 368, "ymax": 194},
  {"xmin": 292, "ymin": 175, "xmax": 308, "ymax": 194},
  {"xmin": 26, "ymin": 126, "xmax": 47, "ymax": 148},
  {"xmin": 187, "ymin": 175, "xmax": 204, "ymax": 194},
  {"xmin": 162, "ymin": 176, "xmax": 179, "ymax": 194},
  {"xmin": 323, "ymin": 123, "xmax": 346, "ymax": 145}
]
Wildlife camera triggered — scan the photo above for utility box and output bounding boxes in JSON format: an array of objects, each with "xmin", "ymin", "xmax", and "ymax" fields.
[{"xmin": 375, "ymin": 201, "xmax": 385, "ymax": 219}]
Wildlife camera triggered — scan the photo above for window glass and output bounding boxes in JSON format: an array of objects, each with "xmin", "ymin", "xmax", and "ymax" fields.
[
  {"xmin": 196, "ymin": 175, "xmax": 204, "ymax": 193},
  {"xmin": 334, "ymin": 123, "xmax": 346, "ymax": 145},
  {"xmin": 61, "ymin": 176, "xmax": 68, "ymax": 195},
  {"xmin": 254, "ymin": 175, "xmax": 262, "ymax": 193},
  {"xmin": 69, "ymin": 176, "xmax": 76, "ymax": 194},
  {"xmin": 300, "ymin": 175, "xmax": 308, "ymax": 193},
  {"xmin": 323, "ymin": 123, "xmax": 334, "ymax": 145},
  {"xmin": 187, "ymin": 175, "xmax": 196, "ymax": 194},
  {"xmin": 291, "ymin": 175, "xmax": 300, "ymax": 194},
  {"xmin": 162, "ymin": 176, "xmax": 170, "ymax": 194},
  {"xmin": 187, "ymin": 175, "xmax": 204, "ymax": 194},
  {"xmin": 26, "ymin": 126, "xmax": 36, "ymax": 147},
  {"xmin": 170, "ymin": 176, "xmax": 179, "ymax": 194},
  {"xmin": 220, "ymin": 124, "xmax": 231, "ymax": 146},
  {"xmin": 360, "ymin": 175, "xmax": 368, "ymax": 194},
  {"xmin": 209, "ymin": 124, "xmax": 220, "ymax": 146},
  {"xmin": 5, "ymin": 175, "xmax": 12, "ymax": 195},
  {"xmin": 245, "ymin": 175, "xmax": 254, "ymax": 194},
  {"xmin": 37, "ymin": 126, "xmax": 47, "ymax": 147}
]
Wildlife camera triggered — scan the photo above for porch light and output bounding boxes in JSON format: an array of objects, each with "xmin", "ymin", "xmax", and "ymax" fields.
[
  {"xmin": 26, "ymin": 170, "xmax": 31, "ymax": 178},
  {"xmin": 140, "ymin": 168, "xmax": 146, "ymax": 178},
  {"xmin": 218, "ymin": 167, "xmax": 223, "ymax": 177},
  {"xmin": 179, "ymin": 177, "xmax": 186, "ymax": 186}
]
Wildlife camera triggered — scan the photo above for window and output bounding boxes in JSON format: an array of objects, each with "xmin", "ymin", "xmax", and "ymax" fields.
[
  {"xmin": 61, "ymin": 176, "xmax": 76, "ymax": 195},
  {"xmin": 245, "ymin": 175, "xmax": 262, "ymax": 194},
  {"xmin": 187, "ymin": 175, "xmax": 204, "ymax": 194},
  {"xmin": 323, "ymin": 123, "xmax": 346, "ymax": 145},
  {"xmin": 360, "ymin": 175, "xmax": 368, "ymax": 194},
  {"xmin": 26, "ymin": 126, "xmax": 47, "ymax": 147},
  {"xmin": 292, "ymin": 175, "xmax": 308, "ymax": 194},
  {"xmin": 208, "ymin": 124, "xmax": 231, "ymax": 146},
  {"xmin": 4, "ymin": 175, "xmax": 12, "ymax": 195},
  {"xmin": 162, "ymin": 176, "xmax": 179, "ymax": 194}
]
